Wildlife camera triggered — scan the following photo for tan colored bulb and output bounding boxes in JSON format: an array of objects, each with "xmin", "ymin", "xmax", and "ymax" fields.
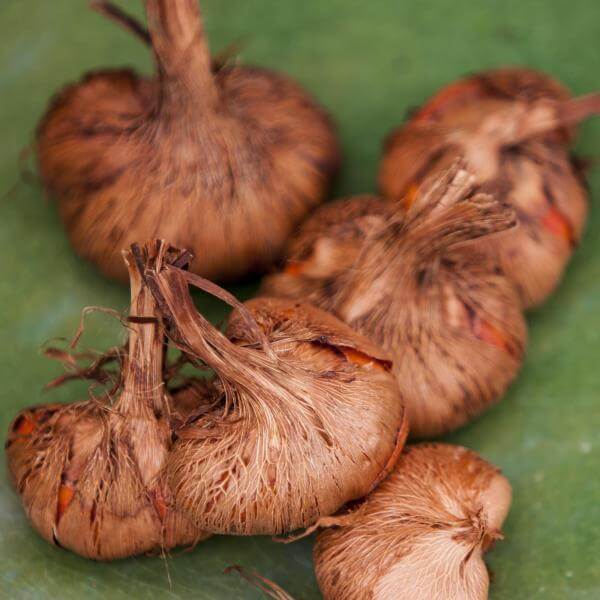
[
  {"xmin": 379, "ymin": 67, "xmax": 600, "ymax": 308},
  {"xmin": 314, "ymin": 443, "xmax": 512, "ymax": 600},
  {"xmin": 5, "ymin": 243, "xmax": 206, "ymax": 559},
  {"xmin": 262, "ymin": 167, "xmax": 527, "ymax": 438},
  {"xmin": 36, "ymin": 0, "xmax": 339, "ymax": 283},
  {"xmin": 142, "ymin": 245, "xmax": 408, "ymax": 535}
]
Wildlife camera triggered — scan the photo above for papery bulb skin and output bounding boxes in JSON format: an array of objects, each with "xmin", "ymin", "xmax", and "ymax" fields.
[
  {"xmin": 379, "ymin": 67, "xmax": 600, "ymax": 308},
  {"xmin": 36, "ymin": 0, "xmax": 340, "ymax": 283},
  {"xmin": 314, "ymin": 443, "xmax": 512, "ymax": 600},
  {"xmin": 263, "ymin": 195, "xmax": 390, "ymax": 306},
  {"xmin": 262, "ymin": 168, "xmax": 527, "ymax": 438},
  {"xmin": 144, "ymin": 250, "xmax": 408, "ymax": 535},
  {"xmin": 5, "ymin": 244, "xmax": 207, "ymax": 559}
]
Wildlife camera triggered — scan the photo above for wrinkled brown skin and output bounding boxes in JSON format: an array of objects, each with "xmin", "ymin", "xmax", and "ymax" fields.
[
  {"xmin": 36, "ymin": 0, "xmax": 340, "ymax": 283},
  {"xmin": 144, "ymin": 252, "xmax": 408, "ymax": 535},
  {"xmin": 5, "ymin": 244, "xmax": 207, "ymax": 560},
  {"xmin": 314, "ymin": 444, "xmax": 512, "ymax": 600},
  {"xmin": 379, "ymin": 67, "xmax": 599, "ymax": 308},
  {"xmin": 262, "ymin": 168, "xmax": 527, "ymax": 438}
]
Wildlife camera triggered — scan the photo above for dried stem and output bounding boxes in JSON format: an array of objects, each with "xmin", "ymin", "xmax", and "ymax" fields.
[
  {"xmin": 559, "ymin": 93, "xmax": 600, "ymax": 127},
  {"xmin": 514, "ymin": 93, "xmax": 600, "ymax": 143},
  {"xmin": 465, "ymin": 93, "xmax": 600, "ymax": 150},
  {"xmin": 169, "ymin": 266, "xmax": 274, "ymax": 356},
  {"xmin": 119, "ymin": 246, "xmax": 168, "ymax": 415},
  {"xmin": 146, "ymin": 260, "xmax": 276, "ymax": 393},
  {"xmin": 276, "ymin": 512, "xmax": 361, "ymax": 544},
  {"xmin": 44, "ymin": 345, "xmax": 124, "ymax": 391},
  {"xmin": 385, "ymin": 166, "xmax": 516, "ymax": 265},
  {"xmin": 144, "ymin": 0, "xmax": 218, "ymax": 112},
  {"xmin": 225, "ymin": 566, "xmax": 295, "ymax": 600}
]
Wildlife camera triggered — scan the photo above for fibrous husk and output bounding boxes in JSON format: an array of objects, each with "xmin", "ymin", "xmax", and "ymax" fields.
[
  {"xmin": 5, "ymin": 243, "xmax": 207, "ymax": 559},
  {"xmin": 36, "ymin": 0, "xmax": 339, "ymax": 283},
  {"xmin": 262, "ymin": 167, "xmax": 527, "ymax": 438},
  {"xmin": 379, "ymin": 67, "xmax": 600, "ymax": 308},
  {"xmin": 313, "ymin": 443, "xmax": 512, "ymax": 600},
  {"xmin": 143, "ymin": 245, "xmax": 408, "ymax": 535},
  {"xmin": 262, "ymin": 195, "xmax": 390, "ymax": 307}
]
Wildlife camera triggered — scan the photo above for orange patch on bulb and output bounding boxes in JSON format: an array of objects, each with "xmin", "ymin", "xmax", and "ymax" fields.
[
  {"xmin": 413, "ymin": 78, "xmax": 483, "ymax": 123},
  {"xmin": 283, "ymin": 260, "xmax": 306, "ymax": 276},
  {"xmin": 340, "ymin": 347, "xmax": 387, "ymax": 372},
  {"xmin": 267, "ymin": 464, "xmax": 277, "ymax": 488},
  {"xmin": 151, "ymin": 488, "xmax": 168, "ymax": 521},
  {"xmin": 13, "ymin": 414, "xmax": 36, "ymax": 436},
  {"xmin": 402, "ymin": 182, "xmax": 420, "ymax": 209},
  {"xmin": 56, "ymin": 483, "xmax": 75, "ymax": 522},
  {"xmin": 472, "ymin": 317, "xmax": 510, "ymax": 353},
  {"xmin": 541, "ymin": 206, "xmax": 575, "ymax": 246}
]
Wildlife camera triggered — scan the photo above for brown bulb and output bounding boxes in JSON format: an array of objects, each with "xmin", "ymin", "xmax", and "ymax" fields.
[
  {"xmin": 262, "ymin": 167, "xmax": 527, "ymax": 438},
  {"xmin": 313, "ymin": 443, "xmax": 512, "ymax": 600},
  {"xmin": 36, "ymin": 0, "xmax": 339, "ymax": 283},
  {"xmin": 143, "ymin": 245, "xmax": 408, "ymax": 535},
  {"xmin": 5, "ymin": 243, "xmax": 206, "ymax": 559},
  {"xmin": 379, "ymin": 67, "xmax": 600, "ymax": 308}
]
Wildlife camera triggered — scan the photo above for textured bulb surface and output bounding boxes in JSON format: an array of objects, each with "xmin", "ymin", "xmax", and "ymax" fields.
[
  {"xmin": 262, "ymin": 167, "xmax": 527, "ymax": 438},
  {"xmin": 5, "ymin": 243, "xmax": 207, "ymax": 559},
  {"xmin": 379, "ymin": 67, "xmax": 600, "ymax": 308},
  {"xmin": 142, "ymin": 251, "xmax": 408, "ymax": 535},
  {"xmin": 314, "ymin": 443, "xmax": 512, "ymax": 600},
  {"xmin": 36, "ymin": 0, "xmax": 340, "ymax": 283}
]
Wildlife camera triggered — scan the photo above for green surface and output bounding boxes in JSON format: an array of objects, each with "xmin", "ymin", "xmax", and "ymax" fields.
[{"xmin": 1, "ymin": 0, "xmax": 599, "ymax": 598}]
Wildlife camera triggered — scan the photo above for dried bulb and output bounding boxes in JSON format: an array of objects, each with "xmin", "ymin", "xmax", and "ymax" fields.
[
  {"xmin": 143, "ymin": 243, "xmax": 408, "ymax": 535},
  {"xmin": 313, "ymin": 443, "xmax": 512, "ymax": 600},
  {"xmin": 379, "ymin": 67, "xmax": 600, "ymax": 308},
  {"xmin": 262, "ymin": 167, "xmax": 527, "ymax": 438},
  {"xmin": 5, "ymin": 243, "xmax": 206, "ymax": 559},
  {"xmin": 36, "ymin": 0, "xmax": 339, "ymax": 283}
]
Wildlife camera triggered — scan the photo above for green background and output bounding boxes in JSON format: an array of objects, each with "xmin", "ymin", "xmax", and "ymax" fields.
[{"xmin": 1, "ymin": 0, "xmax": 599, "ymax": 598}]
